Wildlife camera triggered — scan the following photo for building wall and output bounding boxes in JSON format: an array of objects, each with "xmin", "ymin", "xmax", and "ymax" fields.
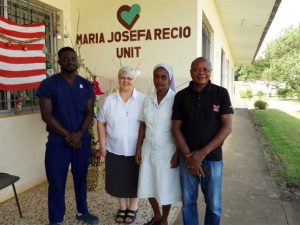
[
  {"xmin": 67, "ymin": 0, "xmax": 197, "ymax": 93},
  {"xmin": 198, "ymin": 0, "xmax": 235, "ymax": 88},
  {"xmin": 0, "ymin": 0, "xmax": 237, "ymax": 202},
  {"xmin": 66, "ymin": 0, "xmax": 235, "ymax": 91},
  {"xmin": 38, "ymin": 0, "xmax": 72, "ymax": 31},
  {"xmin": 69, "ymin": 0, "xmax": 198, "ymax": 89},
  {"xmin": 0, "ymin": 113, "xmax": 47, "ymax": 202}
]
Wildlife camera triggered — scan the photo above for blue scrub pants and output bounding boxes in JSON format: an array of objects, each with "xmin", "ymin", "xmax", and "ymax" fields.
[{"xmin": 45, "ymin": 136, "xmax": 91, "ymax": 223}]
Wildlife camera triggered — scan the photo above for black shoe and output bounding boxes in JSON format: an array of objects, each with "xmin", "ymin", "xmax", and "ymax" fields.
[{"xmin": 76, "ymin": 213, "xmax": 99, "ymax": 225}]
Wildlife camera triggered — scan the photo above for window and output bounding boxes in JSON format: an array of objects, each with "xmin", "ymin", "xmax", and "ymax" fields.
[
  {"xmin": 0, "ymin": 0, "xmax": 58, "ymax": 115},
  {"xmin": 202, "ymin": 22, "xmax": 211, "ymax": 59},
  {"xmin": 221, "ymin": 49, "xmax": 225, "ymax": 87},
  {"xmin": 220, "ymin": 49, "xmax": 231, "ymax": 89},
  {"xmin": 202, "ymin": 13, "xmax": 213, "ymax": 61},
  {"xmin": 226, "ymin": 58, "xmax": 230, "ymax": 88}
]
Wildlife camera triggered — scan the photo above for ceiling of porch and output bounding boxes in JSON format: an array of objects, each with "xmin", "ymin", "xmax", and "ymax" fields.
[{"xmin": 214, "ymin": 0, "xmax": 281, "ymax": 65}]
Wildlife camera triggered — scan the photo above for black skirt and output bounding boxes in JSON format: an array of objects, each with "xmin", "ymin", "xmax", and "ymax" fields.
[{"xmin": 105, "ymin": 151, "xmax": 139, "ymax": 198}]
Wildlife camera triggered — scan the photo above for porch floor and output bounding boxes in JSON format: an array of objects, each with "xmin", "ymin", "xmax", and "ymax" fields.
[{"xmin": 0, "ymin": 173, "xmax": 181, "ymax": 225}]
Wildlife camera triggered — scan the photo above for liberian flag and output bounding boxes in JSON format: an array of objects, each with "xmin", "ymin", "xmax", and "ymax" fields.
[{"xmin": 0, "ymin": 16, "xmax": 46, "ymax": 91}]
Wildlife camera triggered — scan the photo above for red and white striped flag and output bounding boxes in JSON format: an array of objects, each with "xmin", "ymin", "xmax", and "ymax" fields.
[{"xmin": 0, "ymin": 16, "xmax": 46, "ymax": 91}]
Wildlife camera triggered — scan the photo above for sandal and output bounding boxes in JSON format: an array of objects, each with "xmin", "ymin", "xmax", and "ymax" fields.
[
  {"xmin": 115, "ymin": 209, "xmax": 127, "ymax": 223},
  {"xmin": 125, "ymin": 209, "xmax": 138, "ymax": 224},
  {"xmin": 144, "ymin": 217, "xmax": 161, "ymax": 225}
]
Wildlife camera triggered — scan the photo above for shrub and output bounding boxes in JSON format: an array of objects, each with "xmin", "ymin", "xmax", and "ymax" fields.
[
  {"xmin": 256, "ymin": 91, "xmax": 264, "ymax": 98},
  {"xmin": 240, "ymin": 89, "xmax": 253, "ymax": 99},
  {"xmin": 254, "ymin": 100, "xmax": 268, "ymax": 110},
  {"xmin": 276, "ymin": 88, "xmax": 289, "ymax": 99}
]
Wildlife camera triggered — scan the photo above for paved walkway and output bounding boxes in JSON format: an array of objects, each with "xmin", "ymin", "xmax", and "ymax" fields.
[{"xmin": 172, "ymin": 98, "xmax": 300, "ymax": 225}]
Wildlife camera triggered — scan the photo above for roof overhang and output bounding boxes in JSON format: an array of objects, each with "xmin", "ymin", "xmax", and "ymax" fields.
[{"xmin": 214, "ymin": 0, "xmax": 281, "ymax": 65}]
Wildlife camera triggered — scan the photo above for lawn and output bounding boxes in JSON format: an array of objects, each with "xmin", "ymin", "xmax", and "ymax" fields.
[{"xmin": 253, "ymin": 109, "xmax": 300, "ymax": 182}]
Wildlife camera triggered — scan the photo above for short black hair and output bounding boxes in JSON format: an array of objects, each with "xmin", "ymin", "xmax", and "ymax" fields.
[{"xmin": 58, "ymin": 47, "xmax": 76, "ymax": 58}]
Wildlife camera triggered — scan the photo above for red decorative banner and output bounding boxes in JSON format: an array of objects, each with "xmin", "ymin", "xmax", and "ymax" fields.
[{"xmin": 0, "ymin": 16, "xmax": 46, "ymax": 91}]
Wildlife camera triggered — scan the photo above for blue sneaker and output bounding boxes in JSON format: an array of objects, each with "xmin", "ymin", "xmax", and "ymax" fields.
[{"xmin": 76, "ymin": 213, "xmax": 99, "ymax": 225}]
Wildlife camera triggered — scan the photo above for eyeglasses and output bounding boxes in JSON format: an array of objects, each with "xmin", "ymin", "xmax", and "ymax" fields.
[
  {"xmin": 119, "ymin": 76, "xmax": 134, "ymax": 81},
  {"xmin": 190, "ymin": 68, "xmax": 211, "ymax": 73}
]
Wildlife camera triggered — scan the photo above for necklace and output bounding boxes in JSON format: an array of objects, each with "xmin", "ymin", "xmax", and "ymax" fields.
[
  {"xmin": 119, "ymin": 90, "xmax": 133, "ymax": 117},
  {"xmin": 123, "ymin": 98, "xmax": 132, "ymax": 117}
]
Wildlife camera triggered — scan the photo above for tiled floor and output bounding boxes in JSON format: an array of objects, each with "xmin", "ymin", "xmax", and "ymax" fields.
[{"xmin": 0, "ymin": 173, "xmax": 181, "ymax": 225}]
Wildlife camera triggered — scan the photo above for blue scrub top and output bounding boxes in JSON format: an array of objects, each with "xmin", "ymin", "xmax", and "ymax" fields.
[{"xmin": 36, "ymin": 74, "xmax": 93, "ymax": 141}]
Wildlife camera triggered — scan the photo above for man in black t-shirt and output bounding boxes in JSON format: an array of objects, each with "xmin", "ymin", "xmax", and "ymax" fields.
[{"xmin": 172, "ymin": 57, "xmax": 233, "ymax": 225}]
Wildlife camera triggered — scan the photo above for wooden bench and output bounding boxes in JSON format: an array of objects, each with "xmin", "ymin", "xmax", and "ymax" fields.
[{"xmin": 0, "ymin": 173, "xmax": 23, "ymax": 218}]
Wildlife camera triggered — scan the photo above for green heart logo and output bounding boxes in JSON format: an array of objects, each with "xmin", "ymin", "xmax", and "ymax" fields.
[
  {"xmin": 117, "ymin": 4, "xmax": 141, "ymax": 30},
  {"xmin": 121, "ymin": 4, "xmax": 141, "ymax": 25}
]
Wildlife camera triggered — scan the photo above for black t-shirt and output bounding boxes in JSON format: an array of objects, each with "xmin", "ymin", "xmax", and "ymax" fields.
[{"xmin": 172, "ymin": 81, "xmax": 233, "ymax": 161}]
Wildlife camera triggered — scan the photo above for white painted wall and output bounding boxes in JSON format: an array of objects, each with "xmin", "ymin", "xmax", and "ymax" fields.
[
  {"xmin": 0, "ymin": 113, "xmax": 47, "ymax": 202},
  {"xmin": 66, "ymin": 0, "xmax": 237, "ymax": 92},
  {"xmin": 68, "ymin": 0, "xmax": 197, "ymax": 87},
  {"xmin": 197, "ymin": 0, "xmax": 235, "ymax": 89}
]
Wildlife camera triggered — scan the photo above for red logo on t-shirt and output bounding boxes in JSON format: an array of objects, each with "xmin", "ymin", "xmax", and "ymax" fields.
[{"xmin": 213, "ymin": 105, "xmax": 220, "ymax": 112}]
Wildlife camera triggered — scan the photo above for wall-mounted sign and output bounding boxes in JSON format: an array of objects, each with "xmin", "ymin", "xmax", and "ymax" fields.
[{"xmin": 76, "ymin": 4, "xmax": 191, "ymax": 58}]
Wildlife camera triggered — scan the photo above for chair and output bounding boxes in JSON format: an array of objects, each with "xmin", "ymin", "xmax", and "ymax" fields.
[{"xmin": 0, "ymin": 173, "xmax": 23, "ymax": 218}]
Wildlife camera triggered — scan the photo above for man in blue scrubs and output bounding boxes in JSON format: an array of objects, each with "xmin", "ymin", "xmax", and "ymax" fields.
[{"xmin": 36, "ymin": 47, "xmax": 99, "ymax": 225}]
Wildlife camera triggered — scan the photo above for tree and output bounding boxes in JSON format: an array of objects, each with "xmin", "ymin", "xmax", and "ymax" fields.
[
  {"xmin": 234, "ymin": 65, "xmax": 253, "ymax": 81},
  {"xmin": 264, "ymin": 25, "xmax": 300, "ymax": 98},
  {"xmin": 235, "ymin": 24, "xmax": 300, "ymax": 98}
]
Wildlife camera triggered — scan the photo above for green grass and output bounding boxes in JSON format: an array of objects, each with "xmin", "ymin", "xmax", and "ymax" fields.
[{"xmin": 253, "ymin": 109, "xmax": 300, "ymax": 182}]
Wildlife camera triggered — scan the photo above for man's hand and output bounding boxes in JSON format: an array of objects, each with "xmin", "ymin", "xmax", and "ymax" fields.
[
  {"xmin": 186, "ymin": 150, "xmax": 207, "ymax": 169},
  {"xmin": 187, "ymin": 164, "xmax": 205, "ymax": 177},
  {"xmin": 65, "ymin": 131, "xmax": 83, "ymax": 149},
  {"xmin": 185, "ymin": 152, "xmax": 205, "ymax": 176}
]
